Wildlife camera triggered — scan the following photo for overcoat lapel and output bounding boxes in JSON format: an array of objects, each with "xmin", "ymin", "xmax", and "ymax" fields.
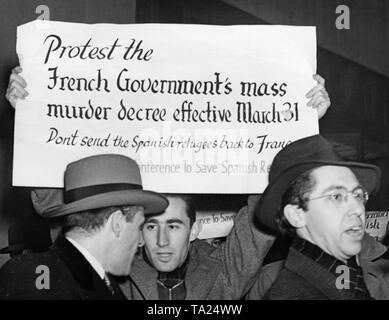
[
  {"xmin": 54, "ymin": 236, "xmax": 125, "ymax": 300},
  {"xmin": 130, "ymin": 256, "xmax": 159, "ymax": 300},
  {"xmin": 185, "ymin": 243, "xmax": 221, "ymax": 300},
  {"xmin": 359, "ymin": 234, "xmax": 389, "ymax": 299},
  {"xmin": 285, "ymin": 248, "xmax": 356, "ymax": 300}
]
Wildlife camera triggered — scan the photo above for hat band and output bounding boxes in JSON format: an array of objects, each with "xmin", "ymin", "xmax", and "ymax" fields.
[{"xmin": 65, "ymin": 183, "xmax": 142, "ymax": 204}]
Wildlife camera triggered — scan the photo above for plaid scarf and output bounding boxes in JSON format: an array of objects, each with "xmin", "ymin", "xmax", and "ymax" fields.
[{"xmin": 292, "ymin": 237, "xmax": 372, "ymax": 300}]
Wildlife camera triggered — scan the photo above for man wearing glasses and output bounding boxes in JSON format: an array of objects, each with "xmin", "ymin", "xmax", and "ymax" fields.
[{"xmin": 254, "ymin": 134, "xmax": 389, "ymax": 299}]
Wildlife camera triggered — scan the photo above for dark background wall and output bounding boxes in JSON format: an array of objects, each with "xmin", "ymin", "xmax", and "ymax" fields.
[{"xmin": 222, "ymin": 0, "xmax": 389, "ymax": 77}]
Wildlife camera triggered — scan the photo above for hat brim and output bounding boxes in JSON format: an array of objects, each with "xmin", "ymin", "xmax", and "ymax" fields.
[
  {"xmin": 256, "ymin": 160, "xmax": 381, "ymax": 232},
  {"xmin": 0, "ymin": 243, "xmax": 28, "ymax": 254},
  {"xmin": 43, "ymin": 190, "xmax": 168, "ymax": 218}
]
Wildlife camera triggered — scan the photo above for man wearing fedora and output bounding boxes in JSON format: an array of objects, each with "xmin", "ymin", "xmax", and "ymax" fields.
[
  {"xmin": 253, "ymin": 134, "xmax": 389, "ymax": 300},
  {"xmin": 0, "ymin": 154, "xmax": 168, "ymax": 300}
]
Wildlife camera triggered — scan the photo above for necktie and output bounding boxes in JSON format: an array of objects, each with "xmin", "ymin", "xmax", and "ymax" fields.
[
  {"xmin": 347, "ymin": 257, "xmax": 373, "ymax": 300},
  {"xmin": 103, "ymin": 273, "xmax": 115, "ymax": 295}
]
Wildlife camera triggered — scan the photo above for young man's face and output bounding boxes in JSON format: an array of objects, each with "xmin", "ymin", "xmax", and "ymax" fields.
[
  {"xmin": 299, "ymin": 166, "xmax": 366, "ymax": 262},
  {"xmin": 142, "ymin": 197, "xmax": 195, "ymax": 272}
]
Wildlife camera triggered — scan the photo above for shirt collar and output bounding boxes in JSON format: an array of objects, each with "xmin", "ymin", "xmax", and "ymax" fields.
[{"xmin": 66, "ymin": 236, "xmax": 105, "ymax": 279}]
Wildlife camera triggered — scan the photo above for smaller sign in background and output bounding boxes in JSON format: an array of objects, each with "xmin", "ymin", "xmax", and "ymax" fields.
[
  {"xmin": 196, "ymin": 210, "xmax": 237, "ymax": 240},
  {"xmin": 365, "ymin": 211, "xmax": 389, "ymax": 242}
]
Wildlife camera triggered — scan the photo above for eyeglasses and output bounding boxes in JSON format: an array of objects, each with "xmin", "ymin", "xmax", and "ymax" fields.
[{"xmin": 307, "ymin": 187, "xmax": 369, "ymax": 207}]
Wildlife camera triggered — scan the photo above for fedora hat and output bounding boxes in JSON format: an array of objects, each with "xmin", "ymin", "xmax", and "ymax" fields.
[
  {"xmin": 0, "ymin": 225, "xmax": 28, "ymax": 254},
  {"xmin": 255, "ymin": 134, "xmax": 381, "ymax": 232},
  {"xmin": 31, "ymin": 188, "xmax": 64, "ymax": 216},
  {"xmin": 0, "ymin": 220, "xmax": 52, "ymax": 255},
  {"xmin": 38, "ymin": 154, "xmax": 168, "ymax": 218}
]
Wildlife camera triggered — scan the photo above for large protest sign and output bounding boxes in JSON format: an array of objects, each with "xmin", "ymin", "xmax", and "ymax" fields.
[{"xmin": 13, "ymin": 20, "xmax": 318, "ymax": 193}]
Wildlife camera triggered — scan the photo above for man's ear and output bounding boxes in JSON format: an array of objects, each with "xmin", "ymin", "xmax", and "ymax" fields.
[
  {"xmin": 283, "ymin": 204, "xmax": 306, "ymax": 229},
  {"xmin": 138, "ymin": 230, "xmax": 145, "ymax": 247},
  {"xmin": 189, "ymin": 221, "xmax": 202, "ymax": 242},
  {"xmin": 109, "ymin": 209, "xmax": 125, "ymax": 238}
]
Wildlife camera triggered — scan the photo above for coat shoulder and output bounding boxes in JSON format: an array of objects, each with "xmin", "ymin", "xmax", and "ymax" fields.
[
  {"xmin": 191, "ymin": 240, "xmax": 216, "ymax": 258},
  {"xmin": 265, "ymin": 268, "xmax": 326, "ymax": 300},
  {"xmin": 0, "ymin": 250, "xmax": 77, "ymax": 299}
]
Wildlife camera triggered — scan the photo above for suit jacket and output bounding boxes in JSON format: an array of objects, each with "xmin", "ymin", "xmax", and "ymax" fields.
[
  {"xmin": 250, "ymin": 234, "xmax": 389, "ymax": 300},
  {"xmin": 0, "ymin": 236, "xmax": 126, "ymax": 300},
  {"xmin": 119, "ymin": 195, "xmax": 275, "ymax": 300}
]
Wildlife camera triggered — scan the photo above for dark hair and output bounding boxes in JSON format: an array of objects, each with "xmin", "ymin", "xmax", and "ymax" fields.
[
  {"xmin": 276, "ymin": 169, "xmax": 316, "ymax": 236},
  {"xmin": 61, "ymin": 205, "xmax": 142, "ymax": 235},
  {"xmin": 164, "ymin": 194, "xmax": 197, "ymax": 226}
]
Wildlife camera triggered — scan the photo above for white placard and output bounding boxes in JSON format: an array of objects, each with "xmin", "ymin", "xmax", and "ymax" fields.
[{"xmin": 14, "ymin": 21, "xmax": 318, "ymax": 193}]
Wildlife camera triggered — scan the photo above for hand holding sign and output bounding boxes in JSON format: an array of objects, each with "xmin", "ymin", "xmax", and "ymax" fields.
[
  {"xmin": 306, "ymin": 74, "xmax": 331, "ymax": 119},
  {"xmin": 6, "ymin": 66, "xmax": 28, "ymax": 109}
]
